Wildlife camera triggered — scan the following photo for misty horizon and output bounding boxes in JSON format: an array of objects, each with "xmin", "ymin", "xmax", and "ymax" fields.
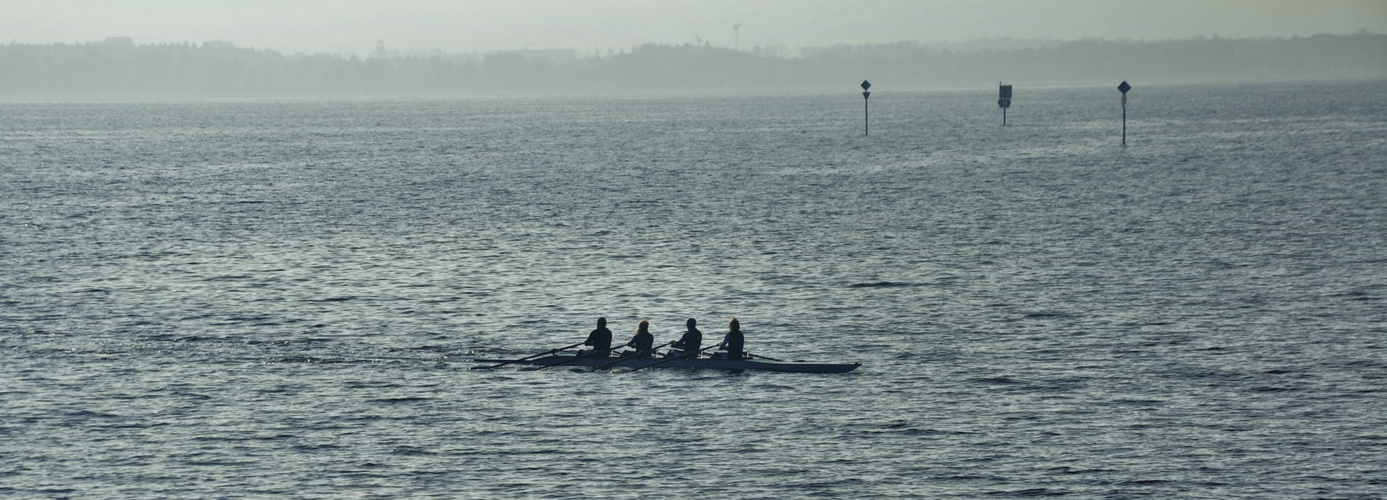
[
  {"xmin": 7, "ymin": 0, "xmax": 1386, "ymax": 56},
  {"xmin": 11, "ymin": 28, "xmax": 1387, "ymax": 62},
  {"xmin": 7, "ymin": 0, "xmax": 1385, "ymax": 96},
  {"xmin": 3, "ymin": 31, "xmax": 1385, "ymax": 96}
]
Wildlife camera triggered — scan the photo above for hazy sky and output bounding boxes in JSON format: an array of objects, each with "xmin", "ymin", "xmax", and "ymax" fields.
[{"xmin": 4, "ymin": 0, "xmax": 1385, "ymax": 54}]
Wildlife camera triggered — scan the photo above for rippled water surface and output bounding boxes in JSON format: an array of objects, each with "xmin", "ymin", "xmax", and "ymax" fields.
[{"xmin": 3, "ymin": 81, "xmax": 1386, "ymax": 498}]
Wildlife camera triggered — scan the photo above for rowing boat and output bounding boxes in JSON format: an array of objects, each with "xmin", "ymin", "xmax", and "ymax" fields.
[{"xmin": 473, "ymin": 354, "xmax": 860, "ymax": 373}]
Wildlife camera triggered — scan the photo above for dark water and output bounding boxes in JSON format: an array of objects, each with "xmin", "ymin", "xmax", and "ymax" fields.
[{"xmin": 2, "ymin": 81, "xmax": 1385, "ymax": 498}]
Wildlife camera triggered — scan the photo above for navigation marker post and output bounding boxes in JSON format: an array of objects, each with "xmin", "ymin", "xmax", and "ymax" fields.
[
  {"xmin": 1118, "ymin": 80, "xmax": 1131, "ymax": 145},
  {"xmin": 861, "ymin": 80, "xmax": 871, "ymax": 136},
  {"xmin": 998, "ymin": 83, "xmax": 1013, "ymax": 125}
]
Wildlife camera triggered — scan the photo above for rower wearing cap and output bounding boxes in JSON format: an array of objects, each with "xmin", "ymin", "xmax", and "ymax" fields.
[
  {"xmin": 669, "ymin": 318, "xmax": 702, "ymax": 358},
  {"xmin": 582, "ymin": 317, "xmax": 613, "ymax": 357},
  {"xmin": 719, "ymin": 318, "xmax": 745, "ymax": 360},
  {"xmin": 624, "ymin": 319, "xmax": 655, "ymax": 358}
]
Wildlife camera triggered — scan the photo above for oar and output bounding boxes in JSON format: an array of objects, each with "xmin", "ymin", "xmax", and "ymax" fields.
[
  {"xmin": 592, "ymin": 341, "xmax": 674, "ymax": 371},
  {"xmin": 526, "ymin": 345, "xmax": 621, "ymax": 370},
  {"xmin": 746, "ymin": 352, "xmax": 784, "ymax": 362},
  {"xmin": 470, "ymin": 342, "xmax": 584, "ymax": 370},
  {"xmin": 627, "ymin": 343, "xmax": 720, "ymax": 371}
]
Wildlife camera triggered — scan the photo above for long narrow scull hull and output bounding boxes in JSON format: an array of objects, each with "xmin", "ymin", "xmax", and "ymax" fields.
[{"xmin": 474, "ymin": 355, "xmax": 860, "ymax": 373}]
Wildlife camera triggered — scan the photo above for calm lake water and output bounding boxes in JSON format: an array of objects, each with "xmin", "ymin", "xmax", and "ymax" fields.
[{"xmin": 2, "ymin": 81, "xmax": 1385, "ymax": 498}]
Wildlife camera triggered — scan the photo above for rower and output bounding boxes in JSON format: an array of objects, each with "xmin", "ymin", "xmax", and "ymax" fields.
[
  {"xmin": 669, "ymin": 318, "xmax": 702, "ymax": 358},
  {"xmin": 624, "ymin": 319, "xmax": 655, "ymax": 358},
  {"xmin": 582, "ymin": 317, "xmax": 613, "ymax": 357},
  {"xmin": 718, "ymin": 317, "xmax": 745, "ymax": 360}
]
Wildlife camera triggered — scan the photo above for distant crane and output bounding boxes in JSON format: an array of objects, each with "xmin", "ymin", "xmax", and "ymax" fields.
[{"xmin": 734, "ymin": 23, "xmax": 745, "ymax": 51}]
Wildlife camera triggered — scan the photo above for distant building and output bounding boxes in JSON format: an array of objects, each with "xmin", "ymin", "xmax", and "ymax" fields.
[
  {"xmin": 366, "ymin": 40, "xmax": 459, "ymax": 60},
  {"xmin": 487, "ymin": 49, "xmax": 578, "ymax": 64}
]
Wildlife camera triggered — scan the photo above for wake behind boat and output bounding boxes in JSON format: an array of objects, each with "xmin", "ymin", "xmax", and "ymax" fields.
[{"xmin": 472, "ymin": 353, "xmax": 860, "ymax": 373}]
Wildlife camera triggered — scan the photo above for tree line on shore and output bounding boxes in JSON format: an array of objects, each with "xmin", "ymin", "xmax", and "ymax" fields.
[{"xmin": 1, "ymin": 33, "xmax": 1383, "ymax": 95}]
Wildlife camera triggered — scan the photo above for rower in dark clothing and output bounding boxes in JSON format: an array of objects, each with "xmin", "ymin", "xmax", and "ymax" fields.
[
  {"xmin": 670, "ymin": 318, "xmax": 702, "ymax": 358},
  {"xmin": 583, "ymin": 317, "xmax": 613, "ymax": 357},
  {"xmin": 719, "ymin": 317, "xmax": 745, "ymax": 360},
  {"xmin": 624, "ymin": 319, "xmax": 654, "ymax": 358}
]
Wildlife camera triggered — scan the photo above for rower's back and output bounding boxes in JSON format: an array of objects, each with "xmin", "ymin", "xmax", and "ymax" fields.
[{"xmin": 672, "ymin": 318, "xmax": 701, "ymax": 358}]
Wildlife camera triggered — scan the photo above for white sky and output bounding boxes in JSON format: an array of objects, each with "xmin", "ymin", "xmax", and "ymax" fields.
[{"xmin": 3, "ymin": 0, "xmax": 1385, "ymax": 54}]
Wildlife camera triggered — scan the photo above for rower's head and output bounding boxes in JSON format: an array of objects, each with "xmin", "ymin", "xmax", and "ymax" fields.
[
  {"xmin": 729, "ymin": 318, "xmax": 739, "ymax": 332},
  {"xmin": 687, "ymin": 318, "xmax": 697, "ymax": 329},
  {"xmin": 597, "ymin": 317, "xmax": 606, "ymax": 328},
  {"xmin": 637, "ymin": 319, "xmax": 649, "ymax": 333}
]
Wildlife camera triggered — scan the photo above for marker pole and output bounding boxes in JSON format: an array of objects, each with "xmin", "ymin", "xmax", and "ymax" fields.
[
  {"xmin": 1122, "ymin": 94, "xmax": 1127, "ymax": 146},
  {"xmin": 998, "ymin": 84, "xmax": 1013, "ymax": 127},
  {"xmin": 1117, "ymin": 81, "xmax": 1131, "ymax": 146},
  {"xmin": 860, "ymin": 80, "xmax": 872, "ymax": 136},
  {"xmin": 863, "ymin": 91, "xmax": 870, "ymax": 136}
]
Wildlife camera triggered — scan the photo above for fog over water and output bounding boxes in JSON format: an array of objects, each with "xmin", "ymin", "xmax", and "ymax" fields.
[
  {"xmin": 2, "ymin": 33, "xmax": 1384, "ymax": 96},
  {"xmin": 4, "ymin": 2, "xmax": 1385, "ymax": 97},
  {"xmin": 5, "ymin": 0, "xmax": 1386, "ymax": 54}
]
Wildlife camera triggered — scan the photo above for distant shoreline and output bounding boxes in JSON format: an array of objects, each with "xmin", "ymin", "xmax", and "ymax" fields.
[{"xmin": 3, "ymin": 33, "xmax": 1385, "ymax": 98}]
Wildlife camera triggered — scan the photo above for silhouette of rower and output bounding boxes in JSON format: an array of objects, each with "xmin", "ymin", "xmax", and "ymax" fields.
[
  {"xmin": 583, "ymin": 317, "xmax": 613, "ymax": 357},
  {"xmin": 719, "ymin": 317, "xmax": 745, "ymax": 360},
  {"xmin": 625, "ymin": 319, "xmax": 654, "ymax": 358},
  {"xmin": 670, "ymin": 318, "xmax": 702, "ymax": 358}
]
